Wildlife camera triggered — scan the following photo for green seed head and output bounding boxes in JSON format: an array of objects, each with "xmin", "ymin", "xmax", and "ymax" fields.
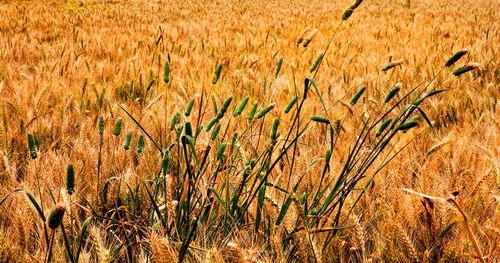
[
  {"xmin": 248, "ymin": 102, "xmax": 259, "ymax": 121},
  {"xmin": 184, "ymin": 122, "xmax": 193, "ymax": 137},
  {"xmin": 170, "ymin": 112, "xmax": 181, "ymax": 131},
  {"xmin": 385, "ymin": 83, "xmax": 402, "ymax": 103},
  {"xmin": 98, "ymin": 116, "xmax": 104, "ymax": 135},
  {"xmin": 397, "ymin": 118, "xmax": 419, "ymax": 131},
  {"xmin": 310, "ymin": 53, "xmax": 324, "ymax": 73},
  {"xmin": 206, "ymin": 117, "xmax": 219, "ymax": 132},
  {"xmin": 342, "ymin": 8, "xmax": 354, "ymax": 21},
  {"xmin": 47, "ymin": 204, "xmax": 66, "ymax": 229},
  {"xmin": 217, "ymin": 96, "xmax": 233, "ymax": 118},
  {"xmin": 275, "ymin": 58, "xmax": 283, "ymax": 77},
  {"xmin": 162, "ymin": 150, "xmax": 170, "ymax": 177},
  {"xmin": 184, "ymin": 135, "xmax": 195, "ymax": 151},
  {"xmin": 137, "ymin": 135, "xmax": 145, "ymax": 154},
  {"xmin": 212, "ymin": 64, "xmax": 223, "ymax": 84},
  {"xmin": 175, "ymin": 126, "xmax": 183, "ymax": 142},
  {"xmin": 300, "ymin": 192, "xmax": 307, "ymax": 204},
  {"xmin": 211, "ymin": 123, "xmax": 221, "ymax": 140},
  {"xmin": 311, "ymin": 116, "xmax": 330, "ymax": 124},
  {"xmin": 382, "ymin": 59, "xmax": 405, "ymax": 71},
  {"xmin": 284, "ymin": 96, "xmax": 298, "ymax": 114},
  {"xmin": 297, "ymin": 28, "xmax": 310, "ymax": 46},
  {"xmin": 231, "ymin": 132, "xmax": 238, "ymax": 151},
  {"xmin": 453, "ymin": 63, "xmax": 480, "ymax": 76},
  {"xmin": 302, "ymin": 29, "xmax": 318, "ymax": 48},
  {"xmin": 350, "ymin": 86, "xmax": 366, "ymax": 106},
  {"xmin": 27, "ymin": 133, "xmax": 37, "ymax": 160},
  {"xmin": 376, "ymin": 118, "xmax": 392, "ymax": 137},
  {"xmin": 124, "ymin": 131, "xmax": 132, "ymax": 150},
  {"xmin": 66, "ymin": 164, "xmax": 75, "ymax": 195},
  {"xmin": 233, "ymin": 96, "xmax": 250, "ymax": 117},
  {"xmin": 255, "ymin": 104, "xmax": 275, "ymax": 119},
  {"xmin": 445, "ymin": 48, "xmax": 469, "ymax": 67},
  {"xmin": 270, "ymin": 118, "xmax": 280, "ymax": 141},
  {"xmin": 184, "ymin": 99, "xmax": 195, "ymax": 117},
  {"xmin": 113, "ymin": 117, "xmax": 123, "ymax": 136},
  {"xmin": 164, "ymin": 55, "xmax": 170, "ymax": 84},
  {"xmin": 211, "ymin": 95, "xmax": 219, "ymax": 114},
  {"xmin": 216, "ymin": 143, "xmax": 227, "ymax": 160},
  {"xmin": 325, "ymin": 148, "xmax": 332, "ymax": 162}
]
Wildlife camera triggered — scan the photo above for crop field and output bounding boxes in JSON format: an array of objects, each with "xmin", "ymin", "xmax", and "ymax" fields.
[{"xmin": 0, "ymin": 0, "xmax": 498, "ymax": 262}]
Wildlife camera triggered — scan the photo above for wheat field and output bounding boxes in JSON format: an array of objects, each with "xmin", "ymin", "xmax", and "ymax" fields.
[{"xmin": 0, "ymin": 0, "xmax": 498, "ymax": 262}]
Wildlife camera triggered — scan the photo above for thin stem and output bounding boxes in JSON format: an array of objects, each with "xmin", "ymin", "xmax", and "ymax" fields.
[
  {"xmin": 34, "ymin": 160, "xmax": 45, "ymax": 213},
  {"xmin": 45, "ymin": 229, "xmax": 56, "ymax": 263},
  {"xmin": 97, "ymin": 132, "xmax": 102, "ymax": 209},
  {"xmin": 447, "ymin": 198, "xmax": 486, "ymax": 263}
]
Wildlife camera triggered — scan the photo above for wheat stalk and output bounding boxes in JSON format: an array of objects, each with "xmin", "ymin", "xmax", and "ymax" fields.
[{"xmin": 396, "ymin": 223, "xmax": 419, "ymax": 261}]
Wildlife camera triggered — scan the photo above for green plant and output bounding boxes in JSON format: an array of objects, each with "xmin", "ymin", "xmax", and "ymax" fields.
[{"xmin": 108, "ymin": 1, "xmax": 480, "ymax": 261}]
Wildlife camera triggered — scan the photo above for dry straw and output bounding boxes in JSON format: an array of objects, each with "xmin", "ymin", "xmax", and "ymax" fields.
[
  {"xmin": 151, "ymin": 234, "xmax": 178, "ymax": 263},
  {"xmin": 395, "ymin": 223, "xmax": 419, "ymax": 261},
  {"xmin": 426, "ymin": 140, "xmax": 450, "ymax": 156}
]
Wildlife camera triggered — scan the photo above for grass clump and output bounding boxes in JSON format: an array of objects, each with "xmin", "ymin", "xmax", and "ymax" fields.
[{"xmin": 0, "ymin": 0, "xmax": 496, "ymax": 262}]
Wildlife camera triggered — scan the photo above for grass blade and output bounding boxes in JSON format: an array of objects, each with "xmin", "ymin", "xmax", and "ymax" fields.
[
  {"xmin": 75, "ymin": 216, "xmax": 92, "ymax": 263},
  {"xmin": 26, "ymin": 192, "xmax": 45, "ymax": 222},
  {"xmin": 275, "ymin": 196, "xmax": 292, "ymax": 226}
]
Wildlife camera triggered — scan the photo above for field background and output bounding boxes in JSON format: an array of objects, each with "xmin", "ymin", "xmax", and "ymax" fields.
[{"xmin": 0, "ymin": 0, "xmax": 498, "ymax": 262}]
